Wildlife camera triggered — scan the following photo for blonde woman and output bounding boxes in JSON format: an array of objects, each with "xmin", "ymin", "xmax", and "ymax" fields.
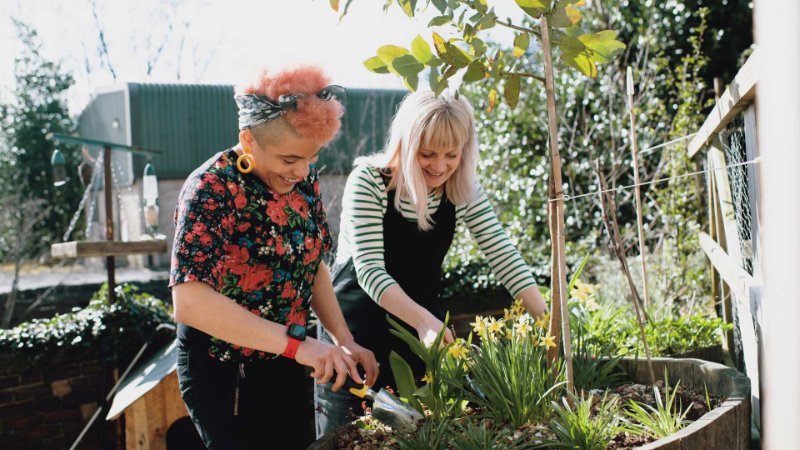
[{"xmin": 315, "ymin": 90, "xmax": 547, "ymax": 436}]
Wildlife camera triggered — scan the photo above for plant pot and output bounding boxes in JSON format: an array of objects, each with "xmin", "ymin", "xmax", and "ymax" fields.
[
  {"xmin": 668, "ymin": 344, "xmax": 724, "ymax": 364},
  {"xmin": 619, "ymin": 356, "xmax": 751, "ymax": 449},
  {"xmin": 308, "ymin": 356, "xmax": 750, "ymax": 450}
]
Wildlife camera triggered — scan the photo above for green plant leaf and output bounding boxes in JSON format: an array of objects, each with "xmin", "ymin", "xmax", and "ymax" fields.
[
  {"xmin": 402, "ymin": 72, "xmax": 420, "ymax": 91},
  {"xmin": 504, "ymin": 74, "xmax": 521, "ymax": 110},
  {"xmin": 392, "ymin": 54, "xmax": 425, "ymax": 77},
  {"xmin": 474, "ymin": 0, "xmax": 488, "ymax": 13},
  {"xmin": 387, "ymin": 315, "xmax": 428, "ymax": 360},
  {"xmin": 578, "ymin": 30, "xmax": 626, "ymax": 63},
  {"xmin": 551, "ymin": 28, "xmax": 586, "ymax": 53},
  {"xmin": 514, "ymin": 0, "xmax": 550, "ymax": 19},
  {"xmin": 396, "ymin": 0, "xmax": 417, "ymax": 17},
  {"xmin": 432, "ymin": 32, "xmax": 472, "ymax": 68},
  {"xmin": 470, "ymin": 37, "xmax": 487, "ymax": 57},
  {"xmin": 463, "ymin": 60, "xmax": 487, "ymax": 82},
  {"xmin": 429, "ymin": 15, "xmax": 452, "ymax": 27},
  {"xmin": 513, "ymin": 32, "xmax": 530, "ymax": 58},
  {"xmin": 549, "ymin": 0, "xmax": 582, "ymax": 28},
  {"xmin": 475, "ymin": 11, "xmax": 497, "ymax": 30},
  {"xmin": 389, "ymin": 350, "xmax": 424, "ymax": 413},
  {"xmin": 411, "ymin": 35, "xmax": 434, "ymax": 64},
  {"xmin": 431, "ymin": 0, "xmax": 448, "ymax": 14},
  {"xmin": 561, "ymin": 48, "xmax": 597, "ymax": 77},
  {"xmin": 363, "ymin": 56, "xmax": 390, "ymax": 74}
]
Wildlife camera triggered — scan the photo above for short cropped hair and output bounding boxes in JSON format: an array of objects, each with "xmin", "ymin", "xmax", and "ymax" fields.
[{"xmin": 236, "ymin": 66, "xmax": 344, "ymax": 146}]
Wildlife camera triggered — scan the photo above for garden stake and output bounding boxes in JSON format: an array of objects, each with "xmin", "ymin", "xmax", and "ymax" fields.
[
  {"xmin": 626, "ymin": 66, "xmax": 652, "ymax": 311},
  {"xmin": 540, "ymin": 14, "xmax": 574, "ymax": 394},
  {"xmin": 594, "ymin": 161, "xmax": 656, "ymax": 386}
]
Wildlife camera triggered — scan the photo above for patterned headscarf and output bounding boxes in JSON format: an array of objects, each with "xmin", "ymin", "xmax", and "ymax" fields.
[{"xmin": 234, "ymin": 85, "xmax": 345, "ymax": 130}]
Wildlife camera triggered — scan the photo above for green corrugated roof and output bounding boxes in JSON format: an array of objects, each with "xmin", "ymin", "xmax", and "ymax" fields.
[
  {"xmin": 128, "ymin": 83, "xmax": 239, "ymax": 178},
  {"xmin": 122, "ymin": 83, "xmax": 406, "ymax": 178}
]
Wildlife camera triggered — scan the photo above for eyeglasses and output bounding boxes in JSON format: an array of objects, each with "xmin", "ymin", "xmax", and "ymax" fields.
[{"xmin": 277, "ymin": 85, "xmax": 346, "ymax": 110}]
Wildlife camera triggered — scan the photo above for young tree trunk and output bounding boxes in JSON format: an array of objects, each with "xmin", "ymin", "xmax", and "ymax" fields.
[{"xmin": 540, "ymin": 15, "xmax": 574, "ymax": 393}]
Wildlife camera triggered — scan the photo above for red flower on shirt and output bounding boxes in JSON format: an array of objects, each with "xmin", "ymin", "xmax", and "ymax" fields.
[
  {"xmin": 234, "ymin": 193, "xmax": 247, "ymax": 210},
  {"xmin": 266, "ymin": 199, "xmax": 289, "ymax": 226},
  {"xmin": 288, "ymin": 191, "xmax": 309, "ymax": 219},
  {"xmin": 238, "ymin": 265, "xmax": 273, "ymax": 292},
  {"xmin": 224, "ymin": 244, "xmax": 250, "ymax": 275},
  {"xmin": 281, "ymin": 282, "xmax": 297, "ymax": 300}
]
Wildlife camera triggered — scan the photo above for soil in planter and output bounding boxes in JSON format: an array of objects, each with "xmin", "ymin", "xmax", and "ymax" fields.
[{"xmin": 324, "ymin": 381, "xmax": 723, "ymax": 450}]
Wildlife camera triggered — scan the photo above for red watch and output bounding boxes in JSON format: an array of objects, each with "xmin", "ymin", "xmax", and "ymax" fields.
[{"xmin": 282, "ymin": 323, "xmax": 307, "ymax": 359}]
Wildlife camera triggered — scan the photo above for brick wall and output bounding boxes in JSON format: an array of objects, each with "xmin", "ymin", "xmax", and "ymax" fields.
[{"xmin": 0, "ymin": 353, "xmax": 119, "ymax": 450}]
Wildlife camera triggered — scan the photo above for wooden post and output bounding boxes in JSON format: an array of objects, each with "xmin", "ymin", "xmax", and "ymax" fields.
[
  {"xmin": 103, "ymin": 145, "xmax": 116, "ymax": 304},
  {"xmin": 626, "ymin": 67, "xmax": 651, "ymax": 310},
  {"xmin": 540, "ymin": 14, "xmax": 573, "ymax": 393}
]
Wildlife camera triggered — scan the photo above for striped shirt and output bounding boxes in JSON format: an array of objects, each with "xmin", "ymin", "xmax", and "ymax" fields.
[{"xmin": 336, "ymin": 164, "xmax": 537, "ymax": 304}]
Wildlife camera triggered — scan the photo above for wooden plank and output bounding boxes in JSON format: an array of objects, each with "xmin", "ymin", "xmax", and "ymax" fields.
[
  {"xmin": 699, "ymin": 233, "xmax": 754, "ymax": 317},
  {"xmin": 126, "ymin": 399, "xmax": 150, "ymax": 450},
  {"xmin": 689, "ymin": 49, "xmax": 760, "ymax": 157},
  {"xmin": 163, "ymin": 372, "xmax": 189, "ymax": 426},
  {"xmin": 698, "ymin": 231, "xmax": 760, "ymax": 411},
  {"xmin": 706, "ymin": 157, "xmax": 736, "ymax": 354},
  {"xmin": 148, "ymin": 381, "xmax": 168, "ymax": 450},
  {"xmin": 51, "ymin": 239, "xmax": 167, "ymax": 258},
  {"xmin": 709, "ymin": 144, "xmax": 743, "ymax": 262}
]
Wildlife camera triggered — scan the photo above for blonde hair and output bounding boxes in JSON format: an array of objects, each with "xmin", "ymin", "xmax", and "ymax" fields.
[{"xmin": 357, "ymin": 90, "xmax": 478, "ymax": 230}]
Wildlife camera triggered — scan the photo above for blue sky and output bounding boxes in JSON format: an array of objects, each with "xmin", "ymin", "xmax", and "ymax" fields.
[{"xmin": 0, "ymin": 0, "xmax": 520, "ymax": 114}]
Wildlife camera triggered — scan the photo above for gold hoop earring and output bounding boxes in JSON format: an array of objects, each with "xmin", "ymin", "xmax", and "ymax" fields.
[{"xmin": 236, "ymin": 147, "xmax": 255, "ymax": 174}]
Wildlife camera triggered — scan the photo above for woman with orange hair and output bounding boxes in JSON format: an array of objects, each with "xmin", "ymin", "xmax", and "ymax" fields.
[{"xmin": 170, "ymin": 65, "xmax": 378, "ymax": 449}]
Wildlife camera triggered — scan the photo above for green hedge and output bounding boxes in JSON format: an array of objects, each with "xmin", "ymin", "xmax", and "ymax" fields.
[{"xmin": 0, "ymin": 283, "xmax": 173, "ymax": 371}]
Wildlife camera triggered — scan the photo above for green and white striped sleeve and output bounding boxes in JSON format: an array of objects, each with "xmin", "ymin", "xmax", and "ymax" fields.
[
  {"xmin": 458, "ymin": 186, "xmax": 538, "ymax": 298},
  {"xmin": 339, "ymin": 165, "xmax": 397, "ymax": 303}
]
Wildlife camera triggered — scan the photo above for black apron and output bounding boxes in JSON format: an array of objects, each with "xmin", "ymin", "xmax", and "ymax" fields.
[{"xmin": 327, "ymin": 175, "xmax": 456, "ymax": 389}]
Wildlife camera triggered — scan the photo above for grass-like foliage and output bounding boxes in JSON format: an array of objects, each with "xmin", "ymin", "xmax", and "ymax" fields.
[
  {"xmin": 549, "ymin": 393, "xmax": 621, "ymax": 450},
  {"xmin": 394, "ymin": 417, "xmax": 453, "ymax": 450},
  {"xmin": 621, "ymin": 372, "xmax": 693, "ymax": 438},
  {"xmin": 449, "ymin": 419, "xmax": 529, "ymax": 450},
  {"xmin": 465, "ymin": 302, "xmax": 565, "ymax": 428}
]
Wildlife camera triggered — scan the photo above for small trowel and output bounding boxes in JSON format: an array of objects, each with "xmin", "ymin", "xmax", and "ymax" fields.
[{"xmin": 341, "ymin": 378, "xmax": 424, "ymax": 432}]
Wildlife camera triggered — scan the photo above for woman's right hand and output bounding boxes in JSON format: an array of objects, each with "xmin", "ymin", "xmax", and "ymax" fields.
[
  {"xmin": 415, "ymin": 314, "xmax": 454, "ymax": 348},
  {"xmin": 295, "ymin": 338, "xmax": 362, "ymax": 392}
]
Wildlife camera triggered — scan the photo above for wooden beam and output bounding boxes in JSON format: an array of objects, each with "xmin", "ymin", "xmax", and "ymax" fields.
[
  {"xmin": 51, "ymin": 239, "xmax": 167, "ymax": 258},
  {"xmin": 698, "ymin": 231, "xmax": 760, "ymax": 409},
  {"xmin": 709, "ymin": 143, "xmax": 743, "ymax": 263},
  {"xmin": 688, "ymin": 49, "xmax": 760, "ymax": 158}
]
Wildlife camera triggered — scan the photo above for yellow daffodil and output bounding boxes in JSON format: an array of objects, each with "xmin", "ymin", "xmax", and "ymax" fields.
[
  {"xmin": 534, "ymin": 313, "xmax": 549, "ymax": 330},
  {"xmin": 421, "ymin": 372, "xmax": 433, "ymax": 383},
  {"xmin": 540, "ymin": 335, "xmax": 557, "ymax": 348},
  {"xmin": 515, "ymin": 320, "xmax": 533, "ymax": 337},
  {"xmin": 448, "ymin": 341, "xmax": 469, "ymax": 360},
  {"xmin": 471, "ymin": 317, "xmax": 488, "ymax": 338},
  {"xmin": 488, "ymin": 318, "xmax": 505, "ymax": 335}
]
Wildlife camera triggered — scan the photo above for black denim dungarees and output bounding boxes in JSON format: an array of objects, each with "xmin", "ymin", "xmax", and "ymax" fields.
[{"xmin": 315, "ymin": 175, "xmax": 456, "ymax": 437}]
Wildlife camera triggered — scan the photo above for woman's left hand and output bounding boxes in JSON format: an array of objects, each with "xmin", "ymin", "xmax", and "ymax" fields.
[{"xmin": 339, "ymin": 340, "xmax": 379, "ymax": 388}]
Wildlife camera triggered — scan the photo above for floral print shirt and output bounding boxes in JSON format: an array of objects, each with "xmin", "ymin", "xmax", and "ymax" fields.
[{"xmin": 169, "ymin": 148, "xmax": 332, "ymax": 361}]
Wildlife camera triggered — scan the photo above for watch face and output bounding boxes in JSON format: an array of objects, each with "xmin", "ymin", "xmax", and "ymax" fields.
[{"xmin": 287, "ymin": 323, "xmax": 307, "ymax": 341}]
